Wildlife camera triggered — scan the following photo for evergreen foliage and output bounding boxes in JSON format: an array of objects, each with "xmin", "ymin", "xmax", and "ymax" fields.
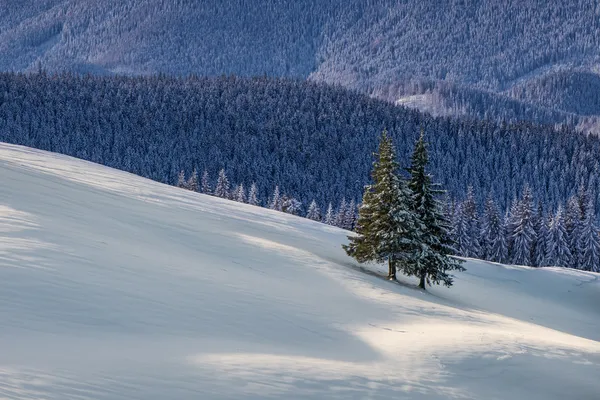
[
  {"xmin": 406, "ymin": 131, "xmax": 465, "ymax": 288},
  {"xmin": 344, "ymin": 130, "xmax": 422, "ymax": 281}
]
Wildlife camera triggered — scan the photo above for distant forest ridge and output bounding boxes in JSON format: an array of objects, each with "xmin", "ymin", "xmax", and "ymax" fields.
[
  {"xmin": 1, "ymin": 72, "xmax": 598, "ymax": 219},
  {"xmin": 1, "ymin": 1, "xmax": 600, "ymax": 129}
]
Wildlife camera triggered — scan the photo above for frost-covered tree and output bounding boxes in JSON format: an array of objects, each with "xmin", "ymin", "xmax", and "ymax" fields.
[
  {"xmin": 248, "ymin": 182, "xmax": 260, "ymax": 206},
  {"xmin": 510, "ymin": 186, "xmax": 536, "ymax": 266},
  {"xmin": 186, "ymin": 168, "xmax": 199, "ymax": 192},
  {"xmin": 344, "ymin": 130, "xmax": 422, "ymax": 281},
  {"xmin": 306, "ymin": 200, "xmax": 321, "ymax": 221},
  {"xmin": 214, "ymin": 169, "xmax": 230, "ymax": 198},
  {"xmin": 489, "ymin": 211, "xmax": 510, "ymax": 264},
  {"xmin": 545, "ymin": 206, "xmax": 572, "ymax": 268},
  {"xmin": 234, "ymin": 183, "xmax": 246, "ymax": 203},
  {"xmin": 177, "ymin": 170, "xmax": 186, "ymax": 188},
  {"xmin": 577, "ymin": 200, "xmax": 600, "ymax": 272},
  {"xmin": 282, "ymin": 196, "xmax": 303, "ymax": 215},
  {"xmin": 535, "ymin": 214, "xmax": 551, "ymax": 267},
  {"xmin": 406, "ymin": 130, "xmax": 464, "ymax": 288},
  {"xmin": 323, "ymin": 203, "xmax": 335, "ymax": 225},
  {"xmin": 335, "ymin": 198, "xmax": 348, "ymax": 228},
  {"xmin": 452, "ymin": 203, "xmax": 471, "ymax": 257},
  {"xmin": 201, "ymin": 170, "xmax": 212, "ymax": 195},
  {"xmin": 462, "ymin": 187, "xmax": 481, "ymax": 257},
  {"xmin": 480, "ymin": 197, "xmax": 502, "ymax": 261},
  {"xmin": 270, "ymin": 185, "xmax": 282, "ymax": 211},
  {"xmin": 343, "ymin": 199, "xmax": 357, "ymax": 231},
  {"xmin": 565, "ymin": 195, "xmax": 585, "ymax": 269}
]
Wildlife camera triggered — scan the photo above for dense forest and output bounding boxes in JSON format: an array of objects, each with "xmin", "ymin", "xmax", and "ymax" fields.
[
  {"xmin": 2, "ymin": 1, "xmax": 600, "ymax": 130},
  {"xmin": 1, "ymin": 72, "xmax": 598, "ymax": 220}
]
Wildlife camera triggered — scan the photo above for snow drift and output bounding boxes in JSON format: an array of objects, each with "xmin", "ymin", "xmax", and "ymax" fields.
[{"xmin": 1, "ymin": 143, "xmax": 599, "ymax": 399}]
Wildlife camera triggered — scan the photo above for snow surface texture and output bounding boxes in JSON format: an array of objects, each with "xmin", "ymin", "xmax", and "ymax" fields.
[{"xmin": 1, "ymin": 142, "xmax": 599, "ymax": 400}]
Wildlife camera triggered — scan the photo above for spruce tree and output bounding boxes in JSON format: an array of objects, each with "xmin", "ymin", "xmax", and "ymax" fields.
[
  {"xmin": 186, "ymin": 168, "xmax": 199, "ymax": 192},
  {"xmin": 344, "ymin": 130, "xmax": 422, "ymax": 281},
  {"xmin": 535, "ymin": 214, "xmax": 550, "ymax": 267},
  {"xmin": 577, "ymin": 199, "xmax": 600, "ymax": 272},
  {"xmin": 270, "ymin": 186, "xmax": 282, "ymax": 211},
  {"xmin": 306, "ymin": 200, "xmax": 321, "ymax": 221},
  {"xmin": 323, "ymin": 203, "xmax": 335, "ymax": 225},
  {"xmin": 214, "ymin": 169, "xmax": 230, "ymax": 198},
  {"xmin": 546, "ymin": 206, "xmax": 572, "ymax": 267},
  {"xmin": 406, "ymin": 130, "xmax": 465, "ymax": 288},
  {"xmin": 343, "ymin": 199, "xmax": 357, "ymax": 230},
  {"xmin": 565, "ymin": 196, "xmax": 583, "ymax": 268},
  {"xmin": 511, "ymin": 186, "xmax": 536, "ymax": 266},
  {"xmin": 480, "ymin": 196, "xmax": 502, "ymax": 262},
  {"xmin": 335, "ymin": 198, "xmax": 347, "ymax": 228},
  {"xmin": 490, "ymin": 211, "xmax": 509, "ymax": 264},
  {"xmin": 248, "ymin": 182, "xmax": 260, "ymax": 206},
  {"xmin": 463, "ymin": 187, "xmax": 481, "ymax": 258},
  {"xmin": 177, "ymin": 170, "xmax": 186, "ymax": 188},
  {"xmin": 235, "ymin": 183, "xmax": 246, "ymax": 203},
  {"xmin": 201, "ymin": 170, "xmax": 212, "ymax": 195}
]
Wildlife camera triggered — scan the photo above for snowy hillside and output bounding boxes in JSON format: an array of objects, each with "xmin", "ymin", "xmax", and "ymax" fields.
[{"xmin": 1, "ymin": 143, "xmax": 599, "ymax": 400}]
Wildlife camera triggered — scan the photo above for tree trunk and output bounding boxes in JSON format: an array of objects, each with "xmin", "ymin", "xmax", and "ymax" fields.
[
  {"xmin": 388, "ymin": 256, "xmax": 396, "ymax": 280},
  {"xmin": 418, "ymin": 273, "xmax": 426, "ymax": 289}
]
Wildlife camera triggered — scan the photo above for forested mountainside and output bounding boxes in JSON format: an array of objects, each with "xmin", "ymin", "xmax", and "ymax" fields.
[
  {"xmin": 1, "ymin": 73, "xmax": 598, "ymax": 218},
  {"xmin": 2, "ymin": 1, "xmax": 599, "ymax": 130}
]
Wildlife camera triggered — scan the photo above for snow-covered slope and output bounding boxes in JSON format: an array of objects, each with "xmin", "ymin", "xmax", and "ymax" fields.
[{"xmin": 1, "ymin": 143, "xmax": 599, "ymax": 400}]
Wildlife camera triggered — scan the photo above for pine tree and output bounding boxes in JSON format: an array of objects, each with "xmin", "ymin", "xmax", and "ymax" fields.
[
  {"xmin": 452, "ymin": 203, "xmax": 470, "ymax": 257},
  {"xmin": 306, "ymin": 200, "xmax": 321, "ymax": 221},
  {"xmin": 186, "ymin": 168, "xmax": 199, "ymax": 192},
  {"xmin": 177, "ymin": 170, "xmax": 186, "ymax": 188},
  {"xmin": 577, "ymin": 199, "xmax": 600, "ymax": 272},
  {"xmin": 535, "ymin": 214, "xmax": 550, "ymax": 267},
  {"xmin": 480, "ymin": 196, "xmax": 502, "ymax": 261},
  {"xmin": 248, "ymin": 182, "xmax": 260, "ymax": 206},
  {"xmin": 565, "ymin": 196, "xmax": 583, "ymax": 269},
  {"xmin": 406, "ymin": 130, "xmax": 465, "ymax": 288},
  {"xmin": 235, "ymin": 183, "xmax": 246, "ymax": 203},
  {"xmin": 323, "ymin": 203, "xmax": 335, "ymax": 225},
  {"xmin": 343, "ymin": 199, "xmax": 357, "ymax": 230},
  {"xmin": 282, "ymin": 196, "xmax": 302, "ymax": 215},
  {"xmin": 489, "ymin": 211, "xmax": 509, "ymax": 264},
  {"xmin": 344, "ymin": 130, "xmax": 422, "ymax": 281},
  {"xmin": 335, "ymin": 198, "xmax": 347, "ymax": 228},
  {"xmin": 511, "ymin": 186, "xmax": 536, "ymax": 266},
  {"xmin": 214, "ymin": 169, "xmax": 230, "ymax": 198},
  {"xmin": 530, "ymin": 203, "xmax": 545, "ymax": 267},
  {"xmin": 545, "ymin": 206, "xmax": 572, "ymax": 267},
  {"xmin": 462, "ymin": 187, "xmax": 481, "ymax": 257},
  {"xmin": 201, "ymin": 170, "xmax": 212, "ymax": 194},
  {"xmin": 270, "ymin": 185, "xmax": 282, "ymax": 211}
]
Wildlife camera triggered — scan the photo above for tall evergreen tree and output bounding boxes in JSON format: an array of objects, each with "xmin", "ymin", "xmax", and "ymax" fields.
[
  {"xmin": 186, "ymin": 168, "xmax": 199, "ymax": 192},
  {"xmin": 480, "ymin": 196, "xmax": 502, "ymax": 261},
  {"xmin": 306, "ymin": 200, "xmax": 321, "ymax": 221},
  {"xmin": 323, "ymin": 203, "xmax": 335, "ymax": 225},
  {"xmin": 214, "ymin": 169, "xmax": 230, "ymax": 198},
  {"xmin": 577, "ymin": 199, "xmax": 600, "ymax": 272},
  {"xmin": 511, "ymin": 186, "xmax": 536, "ymax": 266},
  {"xmin": 344, "ymin": 130, "xmax": 422, "ymax": 281},
  {"xmin": 335, "ymin": 198, "xmax": 348, "ymax": 228},
  {"xmin": 546, "ymin": 206, "xmax": 572, "ymax": 268},
  {"xmin": 343, "ymin": 199, "xmax": 357, "ymax": 231},
  {"xmin": 177, "ymin": 170, "xmax": 186, "ymax": 188},
  {"xmin": 406, "ymin": 130, "xmax": 465, "ymax": 288},
  {"xmin": 565, "ymin": 196, "xmax": 583, "ymax": 268},
  {"xmin": 235, "ymin": 183, "xmax": 246, "ymax": 203},
  {"xmin": 270, "ymin": 185, "xmax": 282, "ymax": 211},
  {"xmin": 201, "ymin": 170, "xmax": 212, "ymax": 195},
  {"xmin": 489, "ymin": 210, "xmax": 510, "ymax": 264},
  {"xmin": 462, "ymin": 187, "xmax": 481, "ymax": 257},
  {"xmin": 248, "ymin": 182, "xmax": 260, "ymax": 206},
  {"xmin": 535, "ymin": 213, "xmax": 551, "ymax": 267},
  {"xmin": 452, "ymin": 203, "xmax": 471, "ymax": 257}
]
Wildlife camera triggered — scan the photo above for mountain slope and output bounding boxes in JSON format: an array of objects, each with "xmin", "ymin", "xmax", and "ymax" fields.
[
  {"xmin": 2, "ymin": 1, "xmax": 600, "ymax": 129},
  {"xmin": 1, "ymin": 142, "xmax": 599, "ymax": 399}
]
